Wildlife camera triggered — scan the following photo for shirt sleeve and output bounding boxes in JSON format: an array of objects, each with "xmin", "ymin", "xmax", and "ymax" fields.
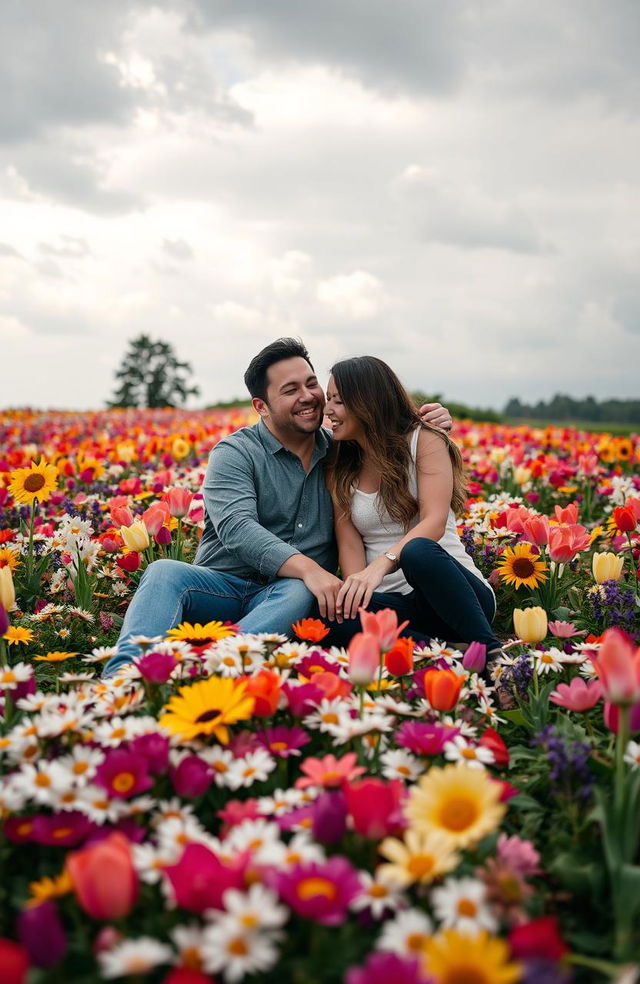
[{"xmin": 202, "ymin": 440, "xmax": 300, "ymax": 578}]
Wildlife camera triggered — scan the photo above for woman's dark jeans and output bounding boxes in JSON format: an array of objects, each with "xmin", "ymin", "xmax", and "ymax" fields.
[{"xmin": 324, "ymin": 537, "xmax": 501, "ymax": 651}]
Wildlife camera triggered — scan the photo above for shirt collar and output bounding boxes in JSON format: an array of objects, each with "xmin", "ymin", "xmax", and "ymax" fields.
[{"xmin": 257, "ymin": 419, "xmax": 331, "ymax": 460}]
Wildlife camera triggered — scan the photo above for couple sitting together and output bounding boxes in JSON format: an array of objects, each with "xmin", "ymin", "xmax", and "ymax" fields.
[{"xmin": 104, "ymin": 337, "xmax": 502, "ymax": 677}]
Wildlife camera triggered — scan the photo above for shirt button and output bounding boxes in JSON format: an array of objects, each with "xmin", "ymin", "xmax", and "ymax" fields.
[{"xmin": 297, "ymin": 523, "xmax": 303, "ymax": 528}]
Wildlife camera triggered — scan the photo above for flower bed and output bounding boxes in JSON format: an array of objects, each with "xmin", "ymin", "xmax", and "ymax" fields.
[{"xmin": 0, "ymin": 408, "xmax": 639, "ymax": 983}]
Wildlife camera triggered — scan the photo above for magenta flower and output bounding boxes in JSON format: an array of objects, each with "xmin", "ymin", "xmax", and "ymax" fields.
[
  {"xmin": 258, "ymin": 725, "xmax": 310, "ymax": 758},
  {"xmin": 276, "ymin": 804, "xmax": 315, "ymax": 832},
  {"xmin": 549, "ymin": 677, "xmax": 603, "ymax": 712},
  {"xmin": 272, "ymin": 857, "xmax": 361, "ymax": 925},
  {"xmin": 130, "ymin": 732, "xmax": 170, "ymax": 775},
  {"xmin": 344, "ymin": 778, "xmax": 406, "ymax": 840},
  {"xmin": 296, "ymin": 653, "xmax": 340, "ymax": 679},
  {"xmin": 18, "ymin": 901, "xmax": 67, "ymax": 969},
  {"xmin": 33, "ymin": 812, "xmax": 93, "ymax": 847},
  {"xmin": 170, "ymin": 755, "xmax": 213, "ymax": 798},
  {"xmin": 311, "ymin": 790, "xmax": 348, "ymax": 843},
  {"xmin": 217, "ymin": 798, "xmax": 262, "ymax": 836},
  {"xmin": 164, "ymin": 843, "xmax": 248, "ymax": 913},
  {"xmin": 345, "ymin": 952, "xmax": 432, "ymax": 984},
  {"xmin": 396, "ymin": 720, "xmax": 458, "ymax": 756},
  {"xmin": 136, "ymin": 650, "xmax": 177, "ymax": 683},
  {"xmin": 95, "ymin": 749, "xmax": 152, "ymax": 799},
  {"xmin": 462, "ymin": 641, "xmax": 487, "ymax": 673},
  {"xmin": 281, "ymin": 680, "xmax": 325, "ymax": 717}
]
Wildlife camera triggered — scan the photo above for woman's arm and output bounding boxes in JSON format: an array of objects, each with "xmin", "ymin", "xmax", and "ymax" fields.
[{"xmin": 331, "ymin": 498, "xmax": 370, "ymax": 622}]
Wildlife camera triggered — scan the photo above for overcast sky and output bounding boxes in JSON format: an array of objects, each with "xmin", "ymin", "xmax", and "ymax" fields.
[{"xmin": 1, "ymin": 0, "xmax": 639, "ymax": 412}]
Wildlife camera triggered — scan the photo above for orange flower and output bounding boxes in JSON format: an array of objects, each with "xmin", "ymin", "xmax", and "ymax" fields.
[
  {"xmin": 384, "ymin": 636, "xmax": 414, "ymax": 676},
  {"xmin": 292, "ymin": 618, "xmax": 330, "ymax": 642},
  {"xmin": 423, "ymin": 668, "xmax": 465, "ymax": 711},
  {"xmin": 245, "ymin": 669, "xmax": 282, "ymax": 716},
  {"xmin": 33, "ymin": 651, "xmax": 79, "ymax": 662},
  {"xmin": 66, "ymin": 833, "xmax": 138, "ymax": 920}
]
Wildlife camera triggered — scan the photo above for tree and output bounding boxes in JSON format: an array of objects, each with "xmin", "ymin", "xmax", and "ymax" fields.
[{"xmin": 109, "ymin": 334, "xmax": 200, "ymax": 408}]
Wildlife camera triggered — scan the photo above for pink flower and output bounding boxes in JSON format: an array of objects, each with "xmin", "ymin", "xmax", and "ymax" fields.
[
  {"xmin": 164, "ymin": 843, "xmax": 247, "ymax": 913},
  {"xmin": 462, "ymin": 641, "xmax": 486, "ymax": 673},
  {"xmin": 217, "ymin": 799, "xmax": 261, "ymax": 836},
  {"xmin": 258, "ymin": 725, "xmax": 309, "ymax": 759},
  {"xmin": 396, "ymin": 721, "xmax": 458, "ymax": 756},
  {"xmin": 547, "ymin": 523, "xmax": 591, "ymax": 562},
  {"xmin": 547, "ymin": 620, "xmax": 586, "ymax": 639},
  {"xmin": 549, "ymin": 677, "xmax": 603, "ymax": 711},
  {"xmin": 554, "ymin": 501, "xmax": 579, "ymax": 525},
  {"xmin": 162, "ymin": 487, "xmax": 194, "ymax": 518},
  {"xmin": 95, "ymin": 750, "xmax": 152, "ymax": 799},
  {"xmin": 66, "ymin": 833, "xmax": 138, "ymax": 921},
  {"xmin": 522, "ymin": 514, "xmax": 550, "ymax": 546},
  {"xmin": 136, "ymin": 650, "xmax": 177, "ymax": 683},
  {"xmin": 170, "ymin": 755, "xmax": 213, "ymax": 798},
  {"xmin": 272, "ymin": 857, "xmax": 361, "ymax": 926},
  {"xmin": 593, "ymin": 628, "xmax": 640, "ymax": 704},
  {"xmin": 347, "ymin": 632, "xmax": 380, "ymax": 685},
  {"xmin": 343, "ymin": 778, "xmax": 406, "ymax": 840},
  {"xmin": 603, "ymin": 701, "xmax": 640, "ymax": 734},
  {"xmin": 346, "ymin": 952, "xmax": 430, "ymax": 984},
  {"xmin": 504, "ymin": 506, "xmax": 534, "ymax": 534},
  {"xmin": 110, "ymin": 505, "xmax": 134, "ymax": 527},
  {"xmin": 32, "ymin": 812, "xmax": 93, "ymax": 847},
  {"xmin": 142, "ymin": 502, "xmax": 171, "ymax": 536},
  {"xmin": 295, "ymin": 753, "xmax": 366, "ymax": 790},
  {"xmin": 496, "ymin": 833, "xmax": 541, "ymax": 877},
  {"xmin": 359, "ymin": 607, "xmax": 409, "ymax": 651}
]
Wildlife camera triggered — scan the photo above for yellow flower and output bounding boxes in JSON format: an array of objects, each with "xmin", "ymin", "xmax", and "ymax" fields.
[
  {"xmin": 8, "ymin": 459, "xmax": 58, "ymax": 505},
  {"xmin": 120, "ymin": 520, "xmax": 150, "ymax": 552},
  {"xmin": 405, "ymin": 763, "xmax": 506, "ymax": 851},
  {"xmin": 421, "ymin": 929, "xmax": 521, "ymax": 984},
  {"xmin": 3, "ymin": 626, "xmax": 34, "ymax": 646},
  {"xmin": 27, "ymin": 869, "xmax": 73, "ymax": 908},
  {"xmin": 33, "ymin": 651, "xmax": 79, "ymax": 662},
  {"xmin": 0, "ymin": 567, "xmax": 16, "ymax": 611},
  {"xmin": 496, "ymin": 543, "xmax": 548, "ymax": 591},
  {"xmin": 592, "ymin": 552, "xmax": 624, "ymax": 584},
  {"xmin": 0, "ymin": 547, "xmax": 20, "ymax": 572},
  {"xmin": 513, "ymin": 606, "xmax": 548, "ymax": 643},
  {"xmin": 172, "ymin": 437, "xmax": 191, "ymax": 460},
  {"xmin": 377, "ymin": 828, "xmax": 460, "ymax": 887},
  {"xmin": 159, "ymin": 676, "xmax": 255, "ymax": 743},
  {"xmin": 589, "ymin": 525, "xmax": 604, "ymax": 545},
  {"xmin": 166, "ymin": 621, "xmax": 238, "ymax": 645}
]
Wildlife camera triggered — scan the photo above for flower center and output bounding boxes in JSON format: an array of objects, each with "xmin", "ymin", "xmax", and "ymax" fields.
[
  {"xmin": 297, "ymin": 877, "xmax": 337, "ymax": 901},
  {"xmin": 407, "ymin": 853, "xmax": 435, "ymax": 879},
  {"xmin": 228, "ymin": 937, "xmax": 249, "ymax": 957},
  {"xmin": 439, "ymin": 795, "xmax": 478, "ymax": 832},
  {"xmin": 406, "ymin": 932, "xmax": 427, "ymax": 952},
  {"xmin": 24, "ymin": 474, "xmax": 46, "ymax": 493},
  {"xmin": 442, "ymin": 968, "xmax": 488, "ymax": 984},
  {"xmin": 52, "ymin": 827, "xmax": 73, "ymax": 839},
  {"xmin": 270, "ymin": 741, "xmax": 288, "ymax": 752},
  {"xmin": 195, "ymin": 708, "xmax": 221, "ymax": 724},
  {"xmin": 457, "ymin": 898, "xmax": 478, "ymax": 917},
  {"xmin": 512, "ymin": 558, "xmax": 535, "ymax": 578},
  {"xmin": 369, "ymin": 884, "xmax": 389, "ymax": 898},
  {"xmin": 112, "ymin": 772, "xmax": 135, "ymax": 793}
]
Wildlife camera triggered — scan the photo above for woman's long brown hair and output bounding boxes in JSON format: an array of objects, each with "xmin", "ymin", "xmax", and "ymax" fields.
[{"xmin": 325, "ymin": 356, "xmax": 468, "ymax": 526}]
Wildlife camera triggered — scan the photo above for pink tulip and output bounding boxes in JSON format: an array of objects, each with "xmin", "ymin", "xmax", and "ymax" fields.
[
  {"xmin": 578, "ymin": 454, "xmax": 599, "ymax": 476},
  {"xmin": 164, "ymin": 843, "xmax": 247, "ymax": 913},
  {"xmin": 549, "ymin": 677, "xmax": 603, "ymax": 711},
  {"xmin": 593, "ymin": 629, "xmax": 640, "ymax": 705},
  {"xmin": 142, "ymin": 503, "xmax": 171, "ymax": 536},
  {"xmin": 604, "ymin": 701, "xmax": 640, "ymax": 734},
  {"xmin": 554, "ymin": 501, "xmax": 579, "ymax": 525},
  {"xmin": 547, "ymin": 524, "xmax": 590, "ymax": 563},
  {"xmin": 110, "ymin": 505, "xmax": 134, "ymax": 527},
  {"xmin": 343, "ymin": 778, "xmax": 406, "ymax": 839},
  {"xmin": 162, "ymin": 487, "xmax": 194, "ymax": 519},
  {"xmin": 504, "ymin": 506, "xmax": 533, "ymax": 534},
  {"xmin": 462, "ymin": 641, "xmax": 487, "ymax": 673},
  {"xmin": 522, "ymin": 514, "xmax": 550, "ymax": 546},
  {"xmin": 358, "ymin": 607, "xmax": 408, "ymax": 651},
  {"xmin": 66, "ymin": 833, "xmax": 138, "ymax": 920},
  {"xmin": 347, "ymin": 632, "xmax": 380, "ymax": 685}
]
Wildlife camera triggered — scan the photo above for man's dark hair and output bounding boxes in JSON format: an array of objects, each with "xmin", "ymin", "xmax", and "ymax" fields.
[{"xmin": 243, "ymin": 337, "xmax": 314, "ymax": 401}]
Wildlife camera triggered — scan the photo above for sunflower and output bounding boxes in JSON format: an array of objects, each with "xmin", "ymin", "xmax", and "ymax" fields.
[
  {"xmin": 405, "ymin": 763, "xmax": 506, "ymax": 850},
  {"xmin": 8, "ymin": 459, "xmax": 59, "ymax": 505},
  {"xmin": 421, "ymin": 929, "xmax": 521, "ymax": 984},
  {"xmin": 166, "ymin": 620, "xmax": 238, "ymax": 646},
  {"xmin": 158, "ymin": 676, "xmax": 255, "ymax": 743},
  {"xmin": 33, "ymin": 651, "xmax": 79, "ymax": 662},
  {"xmin": 3, "ymin": 626, "xmax": 34, "ymax": 646},
  {"xmin": 0, "ymin": 547, "xmax": 20, "ymax": 572},
  {"xmin": 496, "ymin": 543, "xmax": 548, "ymax": 590}
]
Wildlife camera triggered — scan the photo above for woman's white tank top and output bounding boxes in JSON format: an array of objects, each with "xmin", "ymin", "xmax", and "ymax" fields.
[{"xmin": 350, "ymin": 427, "xmax": 493, "ymax": 596}]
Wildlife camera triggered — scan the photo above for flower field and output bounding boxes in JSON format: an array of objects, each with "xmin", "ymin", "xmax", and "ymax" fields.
[{"xmin": 0, "ymin": 407, "xmax": 639, "ymax": 984}]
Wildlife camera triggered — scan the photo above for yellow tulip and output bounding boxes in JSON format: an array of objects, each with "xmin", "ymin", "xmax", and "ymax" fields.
[
  {"xmin": 592, "ymin": 552, "xmax": 624, "ymax": 584},
  {"xmin": 513, "ymin": 606, "xmax": 548, "ymax": 643},
  {"xmin": 119, "ymin": 520, "xmax": 150, "ymax": 552},
  {"xmin": 513, "ymin": 466, "xmax": 532, "ymax": 486},
  {"xmin": 0, "ymin": 566, "xmax": 16, "ymax": 611}
]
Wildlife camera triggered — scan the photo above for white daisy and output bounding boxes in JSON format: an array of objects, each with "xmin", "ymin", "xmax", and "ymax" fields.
[
  {"xmin": 223, "ymin": 819, "xmax": 281, "ymax": 866},
  {"xmin": 257, "ymin": 787, "xmax": 309, "ymax": 816},
  {"xmin": 201, "ymin": 920, "xmax": 280, "ymax": 982},
  {"xmin": 217, "ymin": 884, "xmax": 288, "ymax": 931},
  {"xmin": 170, "ymin": 923, "xmax": 208, "ymax": 969},
  {"xmin": 443, "ymin": 735, "xmax": 495, "ymax": 769},
  {"xmin": 11, "ymin": 761, "xmax": 72, "ymax": 807},
  {"xmin": 380, "ymin": 748, "xmax": 422, "ymax": 782},
  {"xmin": 431, "ymin": 876, "xmax": 498, "ymax": 933},
  {"xmin": 98, "ymin": 937, "xmax": 173, "ymax": 979},
  {"xmin": 0, "ymin": 663, "xmax": 33, "ymax": 691},
  {"xmin": 74, "ymin": 784, "xmax": 129, "ymax": 824},
  {"xmin": 226, "ymin": 750, "xmax": 276, "ymax": 790},
  {"xmin": 303, "ymin": 699, "xmax": 351, "ymax": 733},
  {"xmin": 531, "ymin": 648, "xmax": 565, "ymax": 674},
  {"xmin": 198, "ymin": 746, "xmax": 235, "ymax": 786},
  {"xmin": 351, "ymin": 870, "xmax": 405, "ymax": 919},
  {"xmin": 256, "ymin": 830, "xmax": 325, "ymax": 870},
  {"xmin": 375, "ymin": 908, "xmax": 434, "ymax": 957},
  {"xmin": 624, "ymin": 740, "xmax": 640, "ymax": 769}
]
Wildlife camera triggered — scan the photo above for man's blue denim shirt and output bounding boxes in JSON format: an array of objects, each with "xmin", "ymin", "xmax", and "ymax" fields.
[{"xmin": 193, "ymin": 420, "xmax": 337, "ymax": 580}]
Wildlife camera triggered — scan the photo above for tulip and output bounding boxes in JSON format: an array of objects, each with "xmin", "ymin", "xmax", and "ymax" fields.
[
  {"xmin": 0, "ymin": 939, "xmax": 29, "ymax": 984},
  {"xmin": 612, "ymin": 505, "xmax": 638, "ymax": 534},
  {"xmin": 343, "ymin": 778, "xmax": 405, "ymax": 839},
  {"xmin": 18, "ymin": 901, "xmax": 67, "ymax": 969},
  {"xmin": 164, "ymin": 843, "xmax": 247, "ymax": 913},
  {"xmin": 347, "ymin": 632, "xmax": 380, "ymax": 685},
  {"xmin": 66, "ymin": 832, "xmax": 138, "ymax": 920},
  {"xmin": 116, "ymin": 551, "xmax": 141, "ymax": 573},
  {"xmin": 171, "ymin": 755, "xmax": 214, "ymax": 798},
  {"xmin": 0, "ymin": 567, "xmax": 15, "ymax": 611},
  {"xmin": 120, "ymin": 519, "xmax": 150, "ymax": 552},
  {"xmin": 592, "ymin": 552, "xmax": 624, "ymax": 583},
  {"xmin": 522, "ymin": 514, "xmax": 550, "ymax": 546},
  {"xmin": 384, "ymin": 636, "xmax": 414, "ymax": 676},
  {"xmin": 163, "ymin": 486, "xmax": 194, "ymax": 518},
  {"xmin": 358, "ymin": 608, "xmax": 409, "ymax": 651},
  {"xmin": 0, "ymin": 602, "xmax": 9, "ymax": 637},
  {"xmin": 549, "ymin": 677, "xmax": 603, "ymax": 711},
  {"xmin": 593, "ymin": 628, "xmax": 640, "ymax": 705},
  {"xmin": 245, "ymin": 669, "xmax": 281, "ymax": 716},
  {"xmin": 136, "ymin": 650, "xmax": 177, "ymax": 684},
  {"xmin": 142, "ymin": 503, "xmax": 171, "ymax": 536},
  {"xmin": 603, "ymin": 701, "xmax": 640, "ymax": 734},
  {"xmin": 155, "ymin": 525, "xmax": 172, "ymax": 546},
  {"xmin": 554, "ymin": 502, "xmax": 579, "ymax": 525},
  {"xmin": 547, "ymin": 523, "xmax": 590, "ymax": 563},
  {"xmin": 513, "ymin": 607, "xmax": 548, "ymax": 643},
  {"xmin": 311, "ymin": 790, "xmax": 348, "ymax": 843},
  {"xmin": 509, "ymin": 916, "xmax": 568, "ymax": 962},
  {"xmin": 462, "ymin": 641, "xmax": 487, "ymax": 673},
  {"xmin": 110, "ymin": 505, "xmax": 134, "ymax": 527},
  {"xmin": 423, "ymin": 667, "xmax": 465, "ymax": 711}
]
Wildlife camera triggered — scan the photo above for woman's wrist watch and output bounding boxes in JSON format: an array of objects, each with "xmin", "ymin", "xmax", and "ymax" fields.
[{"xmin": 383, "ymin": 551, "xmax": 399, "ymax": 570}]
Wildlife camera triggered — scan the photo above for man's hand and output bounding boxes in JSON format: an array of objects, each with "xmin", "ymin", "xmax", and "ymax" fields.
[
  {"xmin": 419, "ymin": 402, "xmax": 453, "ymax": 433},
  {"xmin": 301, "ymin": 568, "xmax": 344, "ymax": 622},
  {"xmin": 335, "ymin": 559, "xmax": 387, "ymax": 620}
]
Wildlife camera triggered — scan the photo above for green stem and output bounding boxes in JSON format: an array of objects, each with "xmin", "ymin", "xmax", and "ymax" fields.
[
  {"xmin": 566, "ymin": 953, "xmax": 621, "ymax": 979},
  {"xmin": 26, "ymin": 499, "xmax": 37, "ymax": 581},
  {"xmin": 0, "ymin": 638, "xmax": 6, "ymax": 669},
  {"xmin": 614, "ymin": 704, "xmax": 630, "ymax": 815}
]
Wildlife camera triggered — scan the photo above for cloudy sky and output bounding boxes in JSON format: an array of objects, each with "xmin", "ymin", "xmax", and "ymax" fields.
[{"xmin": 1, "ymin": 0, "xmax": 639, "ymax": 412}]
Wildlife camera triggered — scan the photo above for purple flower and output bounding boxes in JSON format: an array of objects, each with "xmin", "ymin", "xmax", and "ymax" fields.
[
  {"xmin": 311, "ymin": 791, "xmax": 348, "ymax": 844},
  {"xmin": 170, "ymin": 755, "xmax": 213, "ymax": 798},
  {"xmin": 18, "ymin": 901, "xmax": 67, "ymax": 969},
  {"xmin": 345, "ymin": 952, "xmax": 432, "ymax": 984},
  {"xmin": 396, "ymin": 721, "xmax": 458, "ymax": 756},
  {"xmin": 95, "ymin": 749, "xmax": 152, "ymax": 799},
  {"xmin": 271, "ymin": 856, "xmax": 361, "ymax": 926},
  {"xmin": 258, "ymin": 725, "xmax": 309, "ymax": 758},
  {"xmin": 32, "ymin": 812, "xmax": 94, "ymax": 847},
  {"xmin": 131, "ymin": 732, "xmax": 170, "ymax": 775}
]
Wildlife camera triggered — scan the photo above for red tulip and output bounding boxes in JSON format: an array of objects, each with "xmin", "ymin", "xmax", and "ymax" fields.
[
  {"xmin": 612, "ymin": 505, "xmax": 638, "ymax": 534},
  {"xmin": 0, "ymin": 939, "xmax": 29, "ymax": 984},
  {"xmin": 162, "ymin": 486, "xmax": 194, "ymax": 519},
  {"xmin": 117, "ymin": 551, "xmax": 141, "ymax": 573},
  {"xmin": 423, "ymin": 668, "xmax": 465, "ymax": 710},
  {"xmin": 66, "ymin": 833, "xmax": 138, "ymax": 920},
  {"xmin": 478, "ymin": 727, "xmax": 509, "ymax": 766},
  {"xmin": 343, "ymin": 778, "xmax": 405, "ymax": 839},
  {"xmin": 509, "ymin": 916, "xmax": 568, "ymax": 961},
  {"xmin": 384, "ymin": 636, "xmax": 414, "ymax": 676},
  {"xmin": 245, "ymin": 669, "xmax": 281, "ymax": 716}
]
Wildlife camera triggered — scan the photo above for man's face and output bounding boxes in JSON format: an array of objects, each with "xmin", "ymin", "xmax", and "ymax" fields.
[{"xmin": 255, "ymin": 357, "xmax": 326, "ymax": 438}]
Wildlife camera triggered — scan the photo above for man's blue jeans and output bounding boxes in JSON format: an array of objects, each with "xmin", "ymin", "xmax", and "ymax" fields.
[{"xmin": 103, "ymin": 559, "xmax": 315, "ymax": 676}]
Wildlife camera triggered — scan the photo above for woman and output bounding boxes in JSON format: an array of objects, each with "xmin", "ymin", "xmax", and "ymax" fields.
[{"xmin": 324, "ymin": 356, "xmax": 502, "ymax": 658}]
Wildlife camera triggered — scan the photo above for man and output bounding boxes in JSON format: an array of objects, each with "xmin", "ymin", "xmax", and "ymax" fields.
[{"xmin": 104, "ymin": 338, "xmax": 451, "ymax": 675}]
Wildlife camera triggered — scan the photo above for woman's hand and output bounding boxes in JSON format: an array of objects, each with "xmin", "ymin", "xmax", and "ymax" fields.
[
  {"xmin": 419, "ymin": 402, "xmax": 453, "ymax": 433},
  {"xmin": 335, "ymin": 557, "xmax": 390, "ymax": 621}
]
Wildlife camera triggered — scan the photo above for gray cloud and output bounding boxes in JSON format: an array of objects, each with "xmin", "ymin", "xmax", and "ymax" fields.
[
  {"xmin": 39, "ymin": 236, "xmax": 91, "ymax": 258},
  {"xmin": 162, "ymin": 238, "xmax": 195, "ymax": 260}
]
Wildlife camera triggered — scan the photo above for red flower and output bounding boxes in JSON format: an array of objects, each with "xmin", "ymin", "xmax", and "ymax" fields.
[
  {"xmin": 384, "ymin": 637, "xmax": 414, "ymax": 676},
  {"xmin": 292, "ymin": 618, "xmax": 330, "ymax": 642},
  {"xmin": 66, "ymin": 833, "xmax": 138, "ymax": 920},
  {"xmin": 0, "ymin": 939, "xmax": 30, "ymax": 984},
  {"xmin": 509, "ymin": 916, "xmax": 568, "ymax": 962},
  {"xmin": 164, "ymin": 843, "xmax": 247, "ymax": 914},
  {"xmin": 479, "ymin": 727, "xmax": 510, "ymax": 766},
  {"xmin": 116, "ymin": 551, "xmax": 141, "ymax": 573},
  {"xmin": 245, "ymin": 669, "xmax": 281, "ymax": 716},
  {"xmin": 343, "ymin": 778, "xmax": 406, "ymax": 839},
  {"xmin": 423, "ymin": 668, "xmax": 465, "ymax": 711}
]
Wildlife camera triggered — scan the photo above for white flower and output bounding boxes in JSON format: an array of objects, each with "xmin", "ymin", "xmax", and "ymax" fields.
[
  {"xmin": 74, "ymin": 784, "xmax": 130, "ymax": 824},
  {"xmin": 443, "ymin": 735, "xmax": 494, "ymax": 769},
  {"xmin": 624, "ymin": 740, "xmax": 640, "ymax": 769},
  {"xmin": 201, "ymin": 920, "xmax": 280, "ymax": 982},
  {"xmin": 302, "ymin": 698, "xmax": 348, "ymax": 733},
  {"xmin": 199, "ymin": 745, "xmax": 235, "ymax": 785},
  {"xmin": 133, "ymin": 842, "xmax": 178, "ymax": 884},
  {"xmin": 226, "ymin": 750, "xmax": 276, "ymax": 790},
  {"xmin": 257, "ymin": 787, "xmax": 309, "ymax": 816},
  {"xmin": 431, "ymin": 876, "xmax": 498, "ymax": 933},
  {"xmin": 0, "ymin": 663, "xmax": 33, "ymax": 691},
  {"xmin": 531, "ymin": 648, "xmax": 565, "ymax": 674},
  {"xmin": 171, "ymin": 923, "xmax": 208, "ymax": 967},
  {"xmin": 375, "ymin": 908, "xmax": 433, "ymax": 957},
  {"xmin": 380, "ymin": 749, "xmax": 422, "ymax": 782},
  {"xmin": 256, "ymin": 831, "xmax": 325, "ymax": 869},
  {"xmin": 98, "ymin": 937, "xmax": 173, "ymax": 979},
  {"xmin": 217, "ymin": 884, "xmax": 288, "ymax": 931},
  {"xmin": 351, "ymin": 870, "xmax": 405, "ymax": 919},
  {"xmin": 156, "ymin": 816, "xmax": 217, "ymax": 857},
  {"xmin": 223, "ymin": 819, "xmax": 281, "ymax": 866},
  {"xmin": 10, "ymin": 761, "xmax": 73, "ymax": 807}
]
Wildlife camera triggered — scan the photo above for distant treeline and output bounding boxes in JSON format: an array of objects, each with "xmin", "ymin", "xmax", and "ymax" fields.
[{"xmin": 505, "ymin": 394, "xmax": 640, "ymax": 424}]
